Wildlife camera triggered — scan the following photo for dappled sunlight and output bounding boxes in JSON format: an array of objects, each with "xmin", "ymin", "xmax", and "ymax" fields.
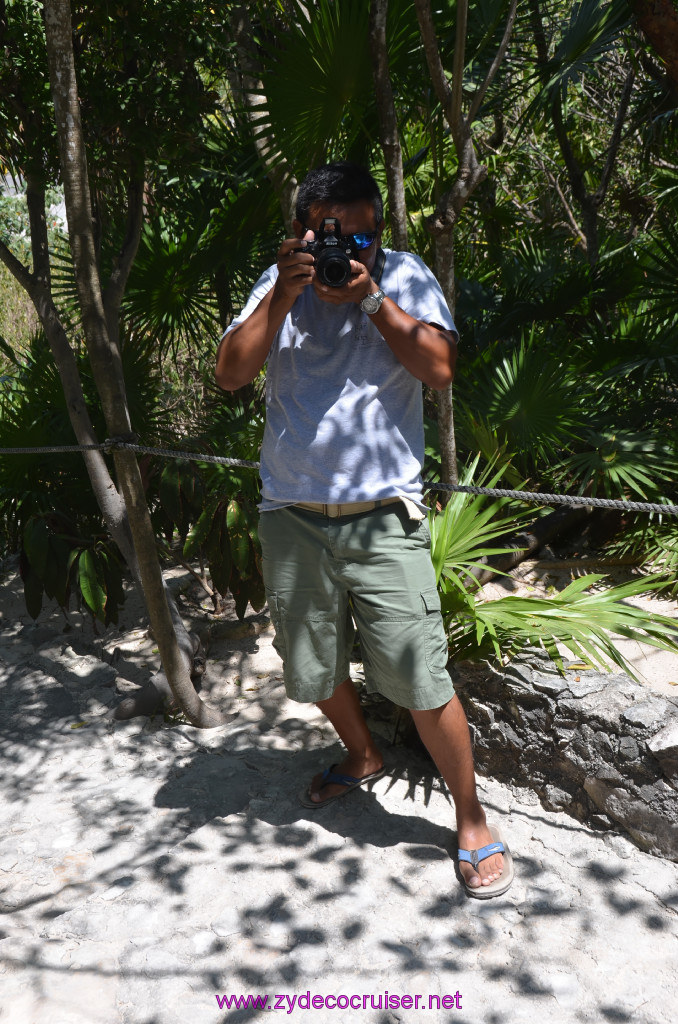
[{"xmin": 1, "ymin": 565, "xmax": 677, "ymax": 1023}]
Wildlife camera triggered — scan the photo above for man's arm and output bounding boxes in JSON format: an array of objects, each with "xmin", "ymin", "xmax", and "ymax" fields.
[
  {"xmin": 365, "ymin": 298, "xmax": 457, "ymax": 390},
  {"xmin": 312, "ymin": 262, "xmax": 457, "ymax": 391},
  {"xmin": 215, "ymin": 239, "xmax": 314, "ymax": 392}
]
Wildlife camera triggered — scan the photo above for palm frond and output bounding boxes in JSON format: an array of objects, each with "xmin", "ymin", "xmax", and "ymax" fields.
[
  {"xmin": 557, "ymin": 428, "xmax": 678, "ymax": 499},
  {"xmin": 526, "ymin": 0, "xmax": 632, "ymax": 105},
  {"xmin": 449, "ymin": 573, "xmax": 678, "ymax": 679},
  {"xmin": 641, "ymin": 218, "xmax": 678, "ymax": 320},
  {"xmin": 254, "ymin": 0, "xmax": 376, "ymax": 171},
  {"xmin": 123, "ymin": 215, "xmax": 220, "ymax": 359},
  {"xmin": 458, "ymin": 331, "xmax": 585, "ymax": 472},
  {"xmin": 429, "ymin": 456, "xmax": 533, "ymax": 587}
]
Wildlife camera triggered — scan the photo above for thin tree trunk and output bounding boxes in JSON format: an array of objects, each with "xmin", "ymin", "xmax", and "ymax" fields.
[
  {"xmin": 432, "ymin": 232, "xmax": 457, "ymax": 486},
  {"xmin": 369, "ymin": 0, "xmax": 409, "ymax": 250},
  {"xmin": 413, "ymin": 0, "xmax": 517, "ymax": 493},
  {"xmin": 43, "ymin": 0, "xmax": 222, "ymax": 728},
  {"xmin": 2, "ymin": 170, "xmax": 197, "ymax": 680}
]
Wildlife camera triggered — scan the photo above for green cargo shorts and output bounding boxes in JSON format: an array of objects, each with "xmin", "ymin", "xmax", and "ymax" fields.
[{"xmin": 258, "ymin": 503, "xmax": 454, "ymax": 710}]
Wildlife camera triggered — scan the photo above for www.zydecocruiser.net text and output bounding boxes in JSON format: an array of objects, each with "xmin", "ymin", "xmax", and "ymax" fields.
[{"xmin": 215, "ymin": 991, "xmax": 463, "ymax": 1012}]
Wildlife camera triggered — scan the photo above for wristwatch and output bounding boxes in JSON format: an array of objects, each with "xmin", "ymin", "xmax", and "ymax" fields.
[{"xmin": 360, "ymin": 288, "xmax": 386, "ymax": 315}]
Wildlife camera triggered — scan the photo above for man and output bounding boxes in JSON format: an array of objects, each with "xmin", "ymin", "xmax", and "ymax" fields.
[{"xmin": 216, "ymin": 162, "xmax": 513, "ymax": 898}]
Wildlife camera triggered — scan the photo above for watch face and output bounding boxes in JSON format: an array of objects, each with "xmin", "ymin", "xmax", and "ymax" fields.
[{"xmin": 362, "ymin": 290, "xmax": 384, "ymax": 313}]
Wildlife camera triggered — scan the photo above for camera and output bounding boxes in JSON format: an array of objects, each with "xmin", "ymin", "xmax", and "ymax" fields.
[{"xmin": 303, "ymin": 218, "xmax": 357, "ymax": 288}]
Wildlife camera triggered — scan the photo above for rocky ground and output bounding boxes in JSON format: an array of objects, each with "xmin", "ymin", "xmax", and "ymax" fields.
[{"xmin": 1, "ymin": 559, "xmax": 677, "ymax": 1024}]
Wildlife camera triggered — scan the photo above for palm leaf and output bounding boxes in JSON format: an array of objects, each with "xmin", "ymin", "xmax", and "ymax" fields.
[
  {"xmin": 557, "ymin": 428, "xmax": 678, "ymax": 499},
  {"xmin": 123, "ymin": 214, "xmax": 220, "ymax": 359},
  {"xmin": 525, "ymin": 0, "xmax": 632, "ymax": 106},
  {"xmin": 254, "ymin": 0, "xmax": 377, "ymax": 170},
  {"xmin": 641, "ymin": 218, "xmax": 678, "ymax": 320},
  {"xmin": 449, "ymin": 573, "xmax": 678, "ymax": 678},
  {"xmin": 429, "ymin": 456, "xmax": 533, "ymax": 587},
  {"xmin": 458, "ymin": 331, "xmax": 585, "ymax": 472}
]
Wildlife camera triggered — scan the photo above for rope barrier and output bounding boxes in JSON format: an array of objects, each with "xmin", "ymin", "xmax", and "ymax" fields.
[{"xmin": 1, "ymin": 439, "xmax": 677, "ymax": 516}]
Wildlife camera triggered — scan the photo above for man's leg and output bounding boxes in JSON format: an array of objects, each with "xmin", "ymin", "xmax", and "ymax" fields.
[
  {"xmin": 409, "ymin": 695, "xmax": 504, "ymax": 891},
  {"xmin": 306, "ymin": 677, "xmax": 383, "ymax": 804}
]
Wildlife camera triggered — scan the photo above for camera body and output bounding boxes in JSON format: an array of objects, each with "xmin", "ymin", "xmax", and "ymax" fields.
[{"xmin": 303, "ymin": 218, "xmax": 358, "ymax": 288}]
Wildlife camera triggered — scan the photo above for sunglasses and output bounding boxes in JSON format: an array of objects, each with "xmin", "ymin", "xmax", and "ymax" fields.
[{"xmin": 351, "ymin": 232, "xmax": 378, "ymax": 250}]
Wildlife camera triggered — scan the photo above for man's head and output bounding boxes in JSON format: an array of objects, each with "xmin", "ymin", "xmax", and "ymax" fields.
[
  {"xmin": 296, "ymin": 161, "xmax": 383, "ymax": 229},
  {"xmin": 294, "ymin": 162, "xmax": 385, "ymax": 277}
]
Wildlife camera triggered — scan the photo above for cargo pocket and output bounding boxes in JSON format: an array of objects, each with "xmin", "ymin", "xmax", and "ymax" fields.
[
  {"xmin": 265, "ymin": 590, "xmax": 288, "ymax": 666},
  {"xmin": 265, "ymin": 590, "xmax": 349, "ymax": 700},
  {"xmin": 421, "ymin": 588, "xmax": 449, "ymax": 675}
]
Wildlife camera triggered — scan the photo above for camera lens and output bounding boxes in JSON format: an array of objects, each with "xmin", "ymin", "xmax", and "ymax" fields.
[{"xmin": 316, "ymin": 248, "xmax": 352, "ymax": 288}]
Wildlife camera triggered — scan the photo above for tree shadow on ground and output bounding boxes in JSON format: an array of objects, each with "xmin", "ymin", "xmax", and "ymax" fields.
[{"xmin": 1, "ymin": 581, "xmax": 676, "ymax": 1024}]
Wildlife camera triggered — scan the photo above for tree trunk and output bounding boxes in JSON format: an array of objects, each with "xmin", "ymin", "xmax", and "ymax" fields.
[
  {"xmin": 369, "ymin": 0, "xmax": 409, "ymax": 250},
  {"xmin": 414, "ymin": 0, "xmax": 516, "ymax": 495},
  {"xmin": 432, "ymin": 231, "xmax": 458, "ymax": 487},
  {"xmin": 43, "ymin": 0, "xmax": 222, "ymax": 728},
  {"xmin": 631, "ymin": 0, "xmax": 678, "ymax": 89},
  {"xmin": 2, "ymin": 167, "xmax": 200, "ymax": 704}
]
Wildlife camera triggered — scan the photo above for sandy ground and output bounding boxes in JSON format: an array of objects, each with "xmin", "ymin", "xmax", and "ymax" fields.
[{"xmin": 1, "ymin": 558, "xmax": 677, "ymax": 1024}]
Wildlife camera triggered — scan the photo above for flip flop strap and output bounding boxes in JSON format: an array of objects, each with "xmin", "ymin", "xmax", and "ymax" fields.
[
  {"xmin": 321, "ymin": 767, "xmax": 360, "ymax": 788},
  {"xmin": 458, "ymin": 841, "xmax": 505, "ymax": 871}
]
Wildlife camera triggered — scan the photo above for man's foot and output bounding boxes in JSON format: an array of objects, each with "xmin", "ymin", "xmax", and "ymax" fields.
[
  {"xmin": 456, "ymin": 820, "xmax": 513, "ymax": 898},
  {"xmin": 301, "ymin": 754, "xmax": 384, "ymax": 808}
]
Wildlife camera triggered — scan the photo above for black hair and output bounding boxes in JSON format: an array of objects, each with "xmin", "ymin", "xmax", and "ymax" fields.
[{"xmin": 296, "ymin": 161, "xmax": 383, "ymax": 228}]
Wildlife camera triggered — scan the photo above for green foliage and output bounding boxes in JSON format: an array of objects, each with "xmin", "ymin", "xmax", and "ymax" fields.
[
  {"xmin": 449, "ymin": 572, "xmax": 678, "ymax": 679},
  {"xmin": 458, "ymin": 331, "xmax": 586, "ymax": 475},
  {"xmin": 0, "ymin": 269, "xmax": 38, "ymax": 358},
  {"xmin": 0, "ymin": 332, "xmax": 103, "ymax": 551},
  {"xmin": 69, "ymin": 1, "xmax": 227, "ymax": 181},
  {"xmin": 183, "ymin": 493, "xmax": 265, "ymax": 619},
  {"xmin": 143, "ymin": 382, "xmax": 266, "ymax": 619},
  {"xmin": 124, "ymin": 215, "xmax": 220, "ymax": 360},
  {"xmin": 605, "ymin": 518, "xmax": 678, "ymax": 597},
  {"xmin": 453, "ymin": 219, "xmax": 678, "ymax": 529},
  {"xmin": 256, "ymin": 0, "xmax": 374, "ymax": 170},
  {"xmin": 0, "ymin": 329, "xmax": 164, "ymax": 619},
  {"xmin": 557, "ymin": 428, "xmax": 678, "ymax": 500},
  {"xmin": 18, "ymin": 512, "xmax": 125, "ymax": 625},
  {"xmin": 641, "ymin": 218, "xmax": 678, "ymax": 321},
  {"xmin": 0, "ymin": 1, "xmax": 60, "ymax": 181},
  {"xmin": 188, "ymin": 392, "xmax": 267, "ymax": 618},
  {"xmin": 429, "ymin": 463, "xmax": 678, "ymax": 678},
  {"xmin": 429, "ymin": 458, "xmax": 532, "ymax": 597},
  {"xmin": 528, "ymin": 0, "xmax": 633, "ymax": 100}
]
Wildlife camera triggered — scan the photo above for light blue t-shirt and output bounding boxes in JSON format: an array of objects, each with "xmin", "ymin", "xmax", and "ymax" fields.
[{"xmin": 224, "ymin": 249, "xmax": 456, "ymax": 509}]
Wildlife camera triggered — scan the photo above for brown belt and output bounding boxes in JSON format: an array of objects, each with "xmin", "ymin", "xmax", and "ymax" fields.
[{"xmin": 294, "ymin": 497, "xmax": 402, "ymax": 518}]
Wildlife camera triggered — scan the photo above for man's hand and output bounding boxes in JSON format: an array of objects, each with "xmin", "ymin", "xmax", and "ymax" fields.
[
  {"xmin": 312, "ymin": 259, "xmax": 374, "ymax": 306},
  {"xmin": 216, "ymin": 233, "xmax": 315, "ymax": 392},
  {"xmin": 274, "ymin": 236, "xmax": 315, "ymax": 303}
]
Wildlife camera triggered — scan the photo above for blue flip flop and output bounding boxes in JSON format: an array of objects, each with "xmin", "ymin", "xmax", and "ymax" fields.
[
  {"xmin": 458, "ymin": 823, "xmax": 514, "ymax": 899},
  {"xmin": 299, "ymin": 763, "xmax": 386, "ymax": 809}
]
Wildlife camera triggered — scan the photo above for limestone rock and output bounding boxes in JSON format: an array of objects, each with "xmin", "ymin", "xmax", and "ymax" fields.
[
  {"xmin": 453, "ymin": 650, "xmax": 678, "ymax": 861},
  {"xmin": 648, "ymin": 720, "xmax": 678, "ymax": 780}
]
